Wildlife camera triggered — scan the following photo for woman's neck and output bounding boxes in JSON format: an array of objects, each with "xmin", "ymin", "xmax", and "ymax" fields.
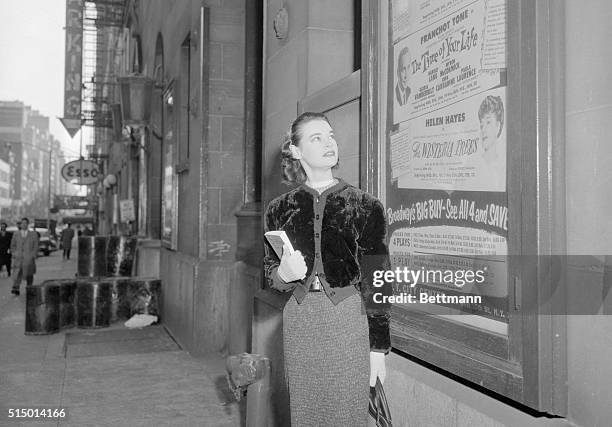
[
  {"xmin": 305, "ymin": 178, "xmax": 338, "ymax": 194},
  {"xmin": 304, "ymin": 168, "xmax": 334, "ymax": 186},
  {"xmin": 306, "ymin": 177, "xmax": 336, "ymax": 188}
]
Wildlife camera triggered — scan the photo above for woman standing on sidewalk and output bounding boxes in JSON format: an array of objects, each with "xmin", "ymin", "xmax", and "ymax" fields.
[{"xmin": 263, "ymin": 112, "xmax": 392, "ymax": 426}]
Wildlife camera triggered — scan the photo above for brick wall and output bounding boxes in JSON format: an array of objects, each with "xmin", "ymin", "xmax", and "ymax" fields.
[{"xmin": 131, "ymin": 0, "xmax": 247, "ymax": 354}]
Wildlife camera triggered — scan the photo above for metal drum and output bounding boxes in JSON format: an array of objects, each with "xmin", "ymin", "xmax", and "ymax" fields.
[
  {"xmin": 76, "ymin": 279, "xmax": 112, "ymax": 328},
  {"xmin": 25, "ymin": 281, "xmax": 60, "ymax": 335},
  {"xmin": 102, "ymin": 277, "xmax": 131, "ymax": 323},
  {"xmin": 58, "ymin": 280, "xmax": 77, "ymax": 329},
  {"xmin": 128, "ymin": 278, "xmax": 162, "ymax": 318},
  {"xmin": 106, "ymin": 236, "xmax": 137, "ymax": 277},
  {"xmin": 77, "ymin": 236, "xmax": 107, "ymax": 278}
]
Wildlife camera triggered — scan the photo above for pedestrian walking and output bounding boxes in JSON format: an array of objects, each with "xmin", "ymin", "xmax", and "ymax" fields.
[
  {"xmin": 10, "ymin": 217, "xmax": 39, "ymax": 296},
  {"xmin": 61, "ymin": 223, "xmax": 75, "ymax": 260},
  {"xmin": 0, "ymin": 222, "xmax": 12, "ymax": 277},
  {"xmin": 263, "ymin": 112, "xmax": 392, "ymax": 426}
]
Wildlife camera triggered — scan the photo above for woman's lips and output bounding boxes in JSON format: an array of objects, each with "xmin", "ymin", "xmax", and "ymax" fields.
[{"xmin": 323, "ymin": 150, "xmax": 335, "ymax": 157}]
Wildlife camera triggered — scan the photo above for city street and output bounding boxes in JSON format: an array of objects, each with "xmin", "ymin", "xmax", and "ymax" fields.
[{"xmin": 0, "ymin": 250, "xmax": 242, "ymax": 426}]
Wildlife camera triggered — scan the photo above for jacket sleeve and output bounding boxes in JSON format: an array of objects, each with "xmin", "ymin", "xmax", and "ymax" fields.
[
  {"xmin": 263, "ymin": 201, "xmax": 298, "ymax": 292},
  {"xmin": 358, "ymin": 198, "xmax": 392, "ymax": 353}
]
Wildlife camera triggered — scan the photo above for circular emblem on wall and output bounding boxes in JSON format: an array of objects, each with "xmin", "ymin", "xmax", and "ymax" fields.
[
  {"xmin": 61, "ymin": 159, "xmax": 101, "ymax": 185},
  {"xmin": 274, "ymin": 7, "xmax": 289, "ymax": 40}
]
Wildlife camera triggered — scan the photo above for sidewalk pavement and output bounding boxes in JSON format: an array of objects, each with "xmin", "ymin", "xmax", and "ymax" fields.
[{"xmin": 0, "ymin": 250, "xmax": 243, "ymax": 427}]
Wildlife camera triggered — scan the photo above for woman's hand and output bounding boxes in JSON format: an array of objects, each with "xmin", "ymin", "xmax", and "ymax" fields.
[
  {"xmin": 277, "ymin": 244, "xmax": 307, "ymax": 282},
  {"xmin": 369, "ymin": 351, "xmax": 386, "ymax": 386}
]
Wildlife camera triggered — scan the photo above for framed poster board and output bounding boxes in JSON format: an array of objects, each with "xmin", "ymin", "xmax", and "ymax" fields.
[
  {"xmin": 388, "ymin": 0, "xmax": 509, "ymax": 332},
  {"xmin": 364, "ymin": 0, "xmax": 567, "ymax": 414},
  {"xmin": 161, "ymin": 82, "xmax": 178, "ymax": 249}
]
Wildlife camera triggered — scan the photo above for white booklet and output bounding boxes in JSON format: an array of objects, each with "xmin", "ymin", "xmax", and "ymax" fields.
[{"xmin": 264, "ymin": 230, "xmax": 295, "ymax": 259}]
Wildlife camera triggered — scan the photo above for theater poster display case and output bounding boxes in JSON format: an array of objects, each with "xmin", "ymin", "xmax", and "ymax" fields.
[{"xmin": 363, "ymin": 0, "xmax": 566, "ymax": 414}]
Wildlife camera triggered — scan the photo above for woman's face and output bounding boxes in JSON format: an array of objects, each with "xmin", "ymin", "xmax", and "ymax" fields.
[
  {"xmin": 479, "ymin": 112, "xmax": 501, "ymax": 152},
  {"xmin": 292, "ymin": 119, "xmax": 338, "ymax": 171}
]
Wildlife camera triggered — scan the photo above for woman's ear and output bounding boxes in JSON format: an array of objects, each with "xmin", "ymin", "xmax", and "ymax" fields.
[{"xmin": 289, "ymin": 144, "xmax": 302, "ymax": 160}]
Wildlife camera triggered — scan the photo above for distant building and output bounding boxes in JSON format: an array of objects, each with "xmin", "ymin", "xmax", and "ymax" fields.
[
  {"xmin": 0, "ymin": 158, "xmax": 9, "ymax": 218},
  {"xmin": 0, "ymin": 100, "xmax": 71, "ymax": 219}
]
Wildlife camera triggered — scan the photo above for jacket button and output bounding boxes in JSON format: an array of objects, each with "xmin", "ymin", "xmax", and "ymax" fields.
[
  {"xmin": 330, "ymin": 290, "xmax": 336, "ymax": 296},
  {"xmin": 315, "ymin": 253, "xmax": 320, "ymax": 258},
  {"xmin": 315, "ymin": 214, "xmax": 319, "ymax": 220},
  {"xmin": 315, "ymin": 233, "xmax": 320, "ymax": 238}
]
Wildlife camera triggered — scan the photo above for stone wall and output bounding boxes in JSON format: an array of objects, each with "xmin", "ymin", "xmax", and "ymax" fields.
[{"xmin": 133, "ymin": 0, "xmax": 247, "ymax": 355}]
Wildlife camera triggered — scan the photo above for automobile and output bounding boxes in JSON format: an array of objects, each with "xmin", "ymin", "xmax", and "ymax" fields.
[{"xmin": 35, "ymin": 228, "xmax": 58, "ymax": 256}]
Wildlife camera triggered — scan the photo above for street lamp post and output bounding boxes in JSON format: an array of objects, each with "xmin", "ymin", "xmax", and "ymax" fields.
[{"xmin": 47, "ymin": 148, "xmax": 52, "ymax": 231}]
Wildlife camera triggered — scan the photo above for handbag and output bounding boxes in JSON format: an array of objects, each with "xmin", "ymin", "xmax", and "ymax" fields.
[{"xmin": 369, "ymin": 377, "xmax": 393, "ymax": 427}]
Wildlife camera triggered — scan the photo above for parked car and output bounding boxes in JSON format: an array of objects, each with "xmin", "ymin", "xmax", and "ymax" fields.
[{"xmin": 35, "ymin": 227, "xmax": 58, "ymax": 256}]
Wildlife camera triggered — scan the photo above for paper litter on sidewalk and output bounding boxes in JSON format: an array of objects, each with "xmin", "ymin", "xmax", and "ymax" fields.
[{"xmin": 124, "ymin": 314, "xmax": 158, "ymax": 328}]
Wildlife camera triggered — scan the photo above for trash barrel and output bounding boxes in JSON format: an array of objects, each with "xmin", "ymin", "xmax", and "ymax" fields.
[
  {"xmin": 58, "ymin": 280, "xmax": 77, "ymax": 329},
  {"xmin": 76, "ymin": 279, "xmax": 112, "ymax": 328},
  {"xmin": 77, "ymin": 236, "xmax": 107, "ymax": 278},
  {"xmin": 25, "ymin": 281, "xmax": 60, "ymax": 335},
  {"xmin": 128, "ymin": 278, "xmax": 161, "ymax": 318},
  {"xmin": 103, "ymin": 277, "xmax": 131, "ymax": 323},
  {"xmin": 106, "ymin": 236, "xmax": 137, "ymax": 277}
]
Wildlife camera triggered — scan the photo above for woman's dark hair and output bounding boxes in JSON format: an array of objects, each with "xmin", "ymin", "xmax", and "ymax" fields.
[
  {"xmin": 478, "ymin": 95, "xmax": 504, "ymax": 138},
  {"xmin": 281, "ymin": 112, "xmax": 339, "ymax": 184}
]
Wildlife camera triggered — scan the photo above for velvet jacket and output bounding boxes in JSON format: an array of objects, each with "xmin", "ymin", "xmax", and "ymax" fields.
[{"xmin": 264, "ymin": 179, "xmax": 392, "ymax": 352}]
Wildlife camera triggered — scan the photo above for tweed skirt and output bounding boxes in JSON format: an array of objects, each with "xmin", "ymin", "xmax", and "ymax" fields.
[{"xmin": 283, "ymin": 292, "xmax": 370, "ymax": 427}]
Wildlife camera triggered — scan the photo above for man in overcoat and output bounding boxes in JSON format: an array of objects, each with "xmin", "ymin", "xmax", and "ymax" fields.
[
  {"xmin": 61, "ymin": 223, "xmax": 75, "ymax": 260},
  {"xmin": 10, "ymin": 217, "xmax": 39, "ymax": 295}
]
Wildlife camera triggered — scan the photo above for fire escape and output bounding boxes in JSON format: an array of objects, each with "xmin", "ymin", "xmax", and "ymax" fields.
[{"xmin": 81, "ymin": 0, "xmax": 126, "ymax": 161}]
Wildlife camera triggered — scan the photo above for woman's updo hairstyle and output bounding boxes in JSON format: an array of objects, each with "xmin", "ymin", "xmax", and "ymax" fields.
[
  {"xmin": 281, "ymin": 111, "xmax": 338, "ymax": 184},
  {"xmin": 478, "ymin": 95, "xmax": 504, "ymax": 138}
]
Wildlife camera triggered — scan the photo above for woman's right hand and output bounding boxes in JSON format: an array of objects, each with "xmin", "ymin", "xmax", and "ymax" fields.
[{"xmin": 277, "ymin": 244, "xmax": 307, "ymax": 282}]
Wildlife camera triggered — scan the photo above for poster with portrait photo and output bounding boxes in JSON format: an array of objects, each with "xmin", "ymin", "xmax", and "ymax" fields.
[
  {"xmin": 392, "ymin": 0, "xmax": 506, "ymax": 125},
  {"xmin": 391, "ymin": 87, "xmax": 506, "ymax": 192},
  {"xmin": 386, "ymin": 0, "xmax": 510, "ymax": 336}
]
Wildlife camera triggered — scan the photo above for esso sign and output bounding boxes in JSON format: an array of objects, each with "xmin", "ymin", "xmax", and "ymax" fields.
[{"xmin": 61, "ymin": 160, "xmax": 101, "ymax": 185}]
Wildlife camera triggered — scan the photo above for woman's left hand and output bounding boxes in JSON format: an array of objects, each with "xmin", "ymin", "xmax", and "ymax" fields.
[{"xmin": 369, "ymin": 351, "xmax": 386, "ymax": 386}]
